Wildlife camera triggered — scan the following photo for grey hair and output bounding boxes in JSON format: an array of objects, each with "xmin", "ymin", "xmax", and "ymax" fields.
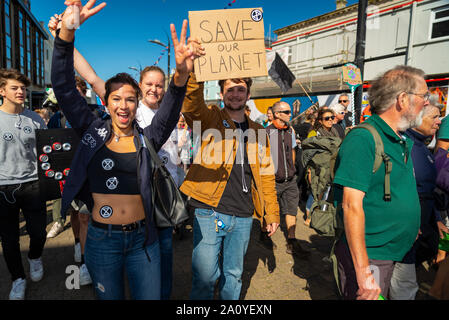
[
  {"xmin": 429, "ymin": 93, "xmax": 444, "ymax": 111},
  {"xmin": 368, "ymin": 65, "xmax": 426, "ymax": 115}
]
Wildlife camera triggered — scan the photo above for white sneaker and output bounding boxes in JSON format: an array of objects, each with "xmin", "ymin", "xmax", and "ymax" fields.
[
  {"xmin": 74, "ymin": 243, "xmax": 81, "ymax": 263},
  {"xmin": 9, "ymin": 278, "xmax": 26, "ymax": 300},
  {"xmin": 79, "ymin": 264, "xmax": 92, "ymax": 286},
  {"xmin": 28, "ymin": 257, "xmax": 44, "ymax": 282},
  {"xmin": 47, "ymin": 221, "xmax": 63, "ymax": 238}
]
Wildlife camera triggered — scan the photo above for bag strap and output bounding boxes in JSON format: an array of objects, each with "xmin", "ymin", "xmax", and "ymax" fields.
[
  {"xmin": 352, "ymin": 122, "xmax": 392, "ymax": 202},
  {"xmin": 139, "ymin": 134, "xmax": 164, "ymax": 169}
]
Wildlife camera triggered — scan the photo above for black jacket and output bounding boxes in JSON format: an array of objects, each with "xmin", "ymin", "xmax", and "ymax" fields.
[
  {"xmin": 51, "ymin": 35, "xmax": 187, "ymax": 245},
  {"xmin": 266, "ymin": 124, "xmax": 296, "ymax": 182}
]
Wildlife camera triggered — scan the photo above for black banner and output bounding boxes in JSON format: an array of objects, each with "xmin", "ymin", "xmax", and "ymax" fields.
[{"xmin": 36, "ymin": 128, "xmax": 82, "ymax": 201}]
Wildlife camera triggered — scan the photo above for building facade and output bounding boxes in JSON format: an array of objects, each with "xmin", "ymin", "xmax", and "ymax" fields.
[
  {"xmin": 245, "ymin": 0, "xmax": 449, "ymax": 120},
  {"xmin": 0, "ymin": 0, "xmax": 50, "ymax": 108}
]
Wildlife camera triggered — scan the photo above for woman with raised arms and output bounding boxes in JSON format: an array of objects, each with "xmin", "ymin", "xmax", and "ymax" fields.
[{"xmin": 51, "ymin": 0, "xmax": 200, "ymax": 300}]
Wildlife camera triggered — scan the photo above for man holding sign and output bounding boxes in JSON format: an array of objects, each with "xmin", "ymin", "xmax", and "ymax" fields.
[{"xmin": 181, "ymin": 7, "xmax": 279, "ymax": 300}]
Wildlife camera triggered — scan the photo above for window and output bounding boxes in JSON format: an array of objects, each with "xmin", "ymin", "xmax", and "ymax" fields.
[
  {"xmin": 26, "ymin": 20, "xmax": 31, "ymax": 78},
  {"xmin": 5, "ymin": 0, "xmax": 12, "ymax": 68},
  {"xmin": 431, "ymin": 6, "xmax": 449, "ymax": 40}
]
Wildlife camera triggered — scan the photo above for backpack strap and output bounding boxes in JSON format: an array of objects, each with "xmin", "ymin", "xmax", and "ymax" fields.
[{"xmin": 352, "ymin": 122, "xmax": 392, "ymax": 202}]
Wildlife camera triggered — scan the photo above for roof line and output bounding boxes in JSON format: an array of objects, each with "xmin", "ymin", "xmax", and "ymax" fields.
[{"xmin": 272, "ymin": 0, "xmax": 423, "ymax": 46}]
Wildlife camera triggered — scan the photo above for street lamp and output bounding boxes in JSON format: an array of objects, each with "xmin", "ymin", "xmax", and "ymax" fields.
[
  {"xmin": 148, "ymin": 33, "xmax": 170, "ymax": 88},
  {"xmin": 128, "ymin": 66, "xmax": 141, "ymax": 80}
]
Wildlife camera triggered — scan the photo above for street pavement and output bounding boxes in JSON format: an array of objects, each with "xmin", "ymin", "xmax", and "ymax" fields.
[{"xmin": 0, "ymin": 203, "xmax": 437, "ymax": 300}]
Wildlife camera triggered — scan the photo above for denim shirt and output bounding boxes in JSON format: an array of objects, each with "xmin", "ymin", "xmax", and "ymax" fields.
[{"xmin": 51, "ymin": 35, "xmax": 187, "ymax": 245}]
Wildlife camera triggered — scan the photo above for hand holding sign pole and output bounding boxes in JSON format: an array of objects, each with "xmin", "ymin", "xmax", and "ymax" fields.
[{"xmin": 342, "ymin": 63, "xmax": 363, "ymax": 126}]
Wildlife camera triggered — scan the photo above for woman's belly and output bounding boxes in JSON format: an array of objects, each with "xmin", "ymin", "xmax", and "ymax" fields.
[{"xmin": 91, "ymin": 193, "xmax": 146, "ymax": 225}]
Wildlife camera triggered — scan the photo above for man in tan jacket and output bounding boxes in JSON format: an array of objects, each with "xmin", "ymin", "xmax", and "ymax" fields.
[{"xmin": 181, "ymin": 72, "xmax": 280, "ymax": 300}]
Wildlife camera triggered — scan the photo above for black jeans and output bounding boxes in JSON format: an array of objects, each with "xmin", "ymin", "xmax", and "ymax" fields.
[{"xmin": 0, "ymin": 180, "xmax": 47, "ymax": 281}]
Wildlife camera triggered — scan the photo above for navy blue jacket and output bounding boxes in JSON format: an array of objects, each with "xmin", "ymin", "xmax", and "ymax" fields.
[
  {"xmin": 402, "ymin": 129, "xmax": 441, "ymax": 263},
  {"xmin": 51, "ymin": 35, "xmax": 187, "ymax": 245}
]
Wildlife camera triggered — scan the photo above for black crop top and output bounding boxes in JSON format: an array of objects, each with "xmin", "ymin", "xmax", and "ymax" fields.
[{"xmin": 87, "ymin": 145, "xmax": 140, "ymax": 195}]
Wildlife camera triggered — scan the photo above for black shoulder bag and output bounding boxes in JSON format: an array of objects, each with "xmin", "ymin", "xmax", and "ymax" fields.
[{"xmin": 140, "ymin": 134, "xmax": 189, "ymax": 228}]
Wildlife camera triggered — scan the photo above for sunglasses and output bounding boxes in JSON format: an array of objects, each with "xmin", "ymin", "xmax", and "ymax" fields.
[
  {"xmin": 338, "ymin": 100, "xmax": 348, "ymax": 103},
  {"xmin": 323, "ymin": 116, "xmax": 336, "ymax": 121},
  {"xmin": 278, "ymin": 110, "xmax": 291, "ymax": 115}
]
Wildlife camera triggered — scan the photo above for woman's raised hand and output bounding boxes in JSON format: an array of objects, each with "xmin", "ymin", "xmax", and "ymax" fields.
[
  {"xmin": 170, "ymin": 20, "xmax": 205, "ymax": 86},
  {"xmin": 62, "ymin": 0, "xmax": 106, "ymax": 31}
]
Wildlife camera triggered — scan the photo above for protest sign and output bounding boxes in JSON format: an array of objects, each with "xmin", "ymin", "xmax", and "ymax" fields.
[{"xmin": 189, "ymin": 8, "xmax": 267, "ymax": 81}]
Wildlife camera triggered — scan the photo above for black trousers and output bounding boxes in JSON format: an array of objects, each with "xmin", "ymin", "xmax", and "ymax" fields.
[{"xmin": 0, "ymin": 180, "xmax": 47, "ymax": 281}]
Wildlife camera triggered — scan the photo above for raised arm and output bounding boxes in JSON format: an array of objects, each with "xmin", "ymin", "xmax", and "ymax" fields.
[
  {"xmin": 51, "ymin": 0, "xmax": 106, "ymax": 131},
  {"xmin": 73, "ymin": 49, "xmax": 106, "ymax": 101},
  {"xmin": 48, "ymin": 10, "xmax": 106, "ymax": 101},
  {"xmin": 144, "ymin": 20, "xmax": 203, "ymax": 151}
]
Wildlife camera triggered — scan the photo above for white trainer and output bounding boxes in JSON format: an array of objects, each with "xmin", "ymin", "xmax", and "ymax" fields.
[
  {"xmin": 79, "ymin": 264, "xmax": 92, "ymax": 286},
  {"xmin": 74, "ymin": 243, "xmax": 82, "ymax": 263},
  {"xmin": 28, "ymin": 257, "xmax": 44, "ymax": 282},
  {"xmin": 9, "ymin": 278, "xmax": 26, "ymax": 300},
  {"xmin": 47, "ymin": 221, "xmax": 63, "ymax": 238}
]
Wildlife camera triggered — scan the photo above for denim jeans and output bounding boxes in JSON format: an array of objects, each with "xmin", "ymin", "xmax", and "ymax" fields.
[
  {"xmin": 190, "ymin": 208, "xmax": 253, "ymax": 300},
  {"xmin": 158, "ymin": 227, "xmax": 173, "ymax": 300},
  {"xmin": 85, "ymin": 223, "xmax": 161, "ymax": 300}
]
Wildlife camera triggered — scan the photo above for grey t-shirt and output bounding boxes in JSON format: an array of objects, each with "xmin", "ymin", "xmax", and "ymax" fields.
[{"xmin": 0, "ymin": 108, "xmax": 47, "ymax": 185}]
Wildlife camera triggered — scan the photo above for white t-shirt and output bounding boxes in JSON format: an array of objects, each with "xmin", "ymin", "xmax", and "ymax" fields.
[{"xmin": 135, "ymin": 101, "xmax": 181, "ymax": 186}]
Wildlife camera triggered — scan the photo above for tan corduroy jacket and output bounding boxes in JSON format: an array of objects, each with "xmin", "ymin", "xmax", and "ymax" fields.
[{"xmin": 180, "ymin": 73, "xmax": 280, "ymax": 226}]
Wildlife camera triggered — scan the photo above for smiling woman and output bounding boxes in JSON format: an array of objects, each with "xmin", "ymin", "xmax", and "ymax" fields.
[{"xmin": 49, "ymin": 0, "xmax": 200, "ymax": 300}]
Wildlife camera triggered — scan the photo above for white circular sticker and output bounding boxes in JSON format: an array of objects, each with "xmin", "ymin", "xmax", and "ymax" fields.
[
  {"xmin": 251, "ymin": 9, "xmax": 263, "ymax": 22},
  {"xmin": 3, "ymin": 132, "xmax": 13, "ymax": 141},
  {"xmin": 106, "ymin": 177, "xmax": 119, "ymax": 190},
  {"xmin": 102, "ymin": 159, "xmax": 115, "ymax": 171},
  {"xmin": 100, "ymin": 206, "xmax": 113, "ymax": 219}
]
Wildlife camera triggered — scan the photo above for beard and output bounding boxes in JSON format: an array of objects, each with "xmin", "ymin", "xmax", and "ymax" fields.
[
  {"xmin": 224, "ymin": 103, "xmax": 246, "ymax": 112},
  {"xmin": 397, "ymin": 103, "xmax": 424, "ymax": 131}
]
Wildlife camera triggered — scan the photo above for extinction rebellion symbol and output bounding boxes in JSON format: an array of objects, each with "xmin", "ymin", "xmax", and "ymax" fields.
[{"xmin": 251, "ymin": 9, "xmax": 263, "ymax": 22}]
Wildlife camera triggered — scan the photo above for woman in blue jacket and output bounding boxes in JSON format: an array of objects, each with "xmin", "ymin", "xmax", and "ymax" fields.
[{"xmin": 51, "ymin": 1, "xmax": 200, "ymax": 299}]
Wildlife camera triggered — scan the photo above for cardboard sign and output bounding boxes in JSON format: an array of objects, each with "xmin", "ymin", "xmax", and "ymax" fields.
[
  {"xmin": 189, "ymin": 8, "xmax": 267, "ymax": 82},
  {"xmin": 342, "ymin": 63, "xmax": 362, "ymax": 87}
]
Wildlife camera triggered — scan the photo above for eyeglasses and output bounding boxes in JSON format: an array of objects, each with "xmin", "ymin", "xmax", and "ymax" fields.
[
  {"xmin": 278, "ymin": 110, "xmax": 291, "ymax": 115},
  {"xmin": 338, "ymin": 100, "xmax": 348, "ymax": 103},
  {"xmin": 407, "ymin": 91, "xmax": 430, "ymax": 102},
  {"xmin": 323, "ymin": 116, "xmax": 336, "ymax": 121}
]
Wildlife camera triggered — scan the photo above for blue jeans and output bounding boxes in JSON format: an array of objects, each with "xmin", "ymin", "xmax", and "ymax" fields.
[
  {"xmin": 85, "ymin": 223, "xmax": 161, "ymax": 300},
  {"xmin": 158, "ymin": 227, "xmax": 173, "ymax": 300},
  {"xmin": 190, "ymin": 208, "xmax": 253, "ymax": 300}
]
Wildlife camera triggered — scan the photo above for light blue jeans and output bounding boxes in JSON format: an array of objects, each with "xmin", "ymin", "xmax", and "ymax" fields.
[
  {"xmin": 190, "ymin": 208, "xmax": 253, "ymax": 300},
  {"xmin": 85, "ymin": 223, "xmax": 161, "ymax": 300}
]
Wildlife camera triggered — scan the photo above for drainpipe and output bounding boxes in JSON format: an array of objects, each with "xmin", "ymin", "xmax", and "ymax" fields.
[{"xmin": 405, "ymin": 1, "xmax": 417, "ymax": 66}]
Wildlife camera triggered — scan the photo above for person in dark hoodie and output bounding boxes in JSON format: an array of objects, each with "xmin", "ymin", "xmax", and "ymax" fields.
[{"xmin": 51, "ymin": 1, "xmax": 201, "ymax": 299}]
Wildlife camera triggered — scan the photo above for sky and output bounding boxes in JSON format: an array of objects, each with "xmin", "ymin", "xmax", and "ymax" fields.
[{"xmin": 31, "ymin": 0, "xmax": 358, "ymax": 82}]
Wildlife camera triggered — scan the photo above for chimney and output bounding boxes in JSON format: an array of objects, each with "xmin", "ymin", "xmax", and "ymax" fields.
[
  {"xmin": 336, "ymin": 0, "xmax": 347, "ymax": 10},
  {"xmin": 23, "ymin": 0, "xmax": 31, "ymax": 9}
]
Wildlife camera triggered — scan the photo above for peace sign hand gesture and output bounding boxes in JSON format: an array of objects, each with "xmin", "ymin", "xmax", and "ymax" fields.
[{"xmin": 170, "ymin": 20, "xmax": 205, "ymax": 87}]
